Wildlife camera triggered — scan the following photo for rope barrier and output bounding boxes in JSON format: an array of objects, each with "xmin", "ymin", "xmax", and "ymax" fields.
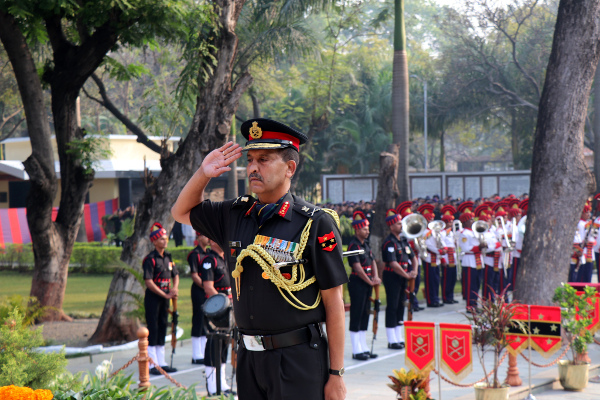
[
  {"xmin": 432, "ymin": 351, "xmax": 508, "ymax": 388},
  {"xmin": 147, "ymin": 358, "xmax": 187, "ymax": 389},
  {"xmin": 594, "ymin": 337, "xmax": 600, "ymax": 346},
  {"xmin": 110, "ymin": 354, "xmax": 139, "ymax": 378},
  {"xmin": 519, "ymin": 345, "xmax": 570, "ymax": 368}
]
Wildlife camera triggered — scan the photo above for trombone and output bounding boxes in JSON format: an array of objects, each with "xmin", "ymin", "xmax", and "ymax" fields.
[
  {"xmin": 452, "ymin": 220, "xmax": 463, "ymax": 276},
  {"xmin": 495, "ymin": 216, "xmax": 514, "ymax": 275}
]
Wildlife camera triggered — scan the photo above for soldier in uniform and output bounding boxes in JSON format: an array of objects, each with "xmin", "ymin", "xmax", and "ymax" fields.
[
  {"xmin": 458, "ymin": 210, "xmax": 484, "ymax": 312},
  {"xmin": 506, "ymin": 206, "xmax": 523, "ymax": 291},
  {"xmin": 440, "ymin": 205, "xmax": 459, "ymax": 304},
  {"xmin": 381, "ymin": 209, "xmax": 417, "ymax": 349},
  {"xmin": 172, "ymin": 118, "xmax": 348, "ymax": 400},
  {"xmin": 576, "ymin": 203, "xmax": 594, "ymax": 282},
  {"xmin": 419, "ymin": 203, "xmax": 444, "ymax": 308},
  {"xmin": 143, "ymin": 222, "xmax": 179, "ymax": 375},
  {"xmin": 396, "ymin": 201, "xmax": 423, "ymax": 312},
  {"xmin": 188, "ymin": 232, "xmax": 209, "ymax": 365},
  {"xmin": 201, "ymin": 239, "xmax": 233, "ymax": 395},
  {"xmin": 457, "ymin": 201, "xmax": 474, "ymax": 301},
  {"xmin": 346, "ymin": 211, "xmax": 381, "ymax": 360}
]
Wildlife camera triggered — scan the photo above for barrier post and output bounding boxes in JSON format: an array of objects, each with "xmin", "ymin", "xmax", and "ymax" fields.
[
  {"xmin": 137, "ymin": 327, "xmax": 151, "ymax": 393},
  {"xmin": 505, "ymin": 353, "xmax": 522, "ymax": 386}
]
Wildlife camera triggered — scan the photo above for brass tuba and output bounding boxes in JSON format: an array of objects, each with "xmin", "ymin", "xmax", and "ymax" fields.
[
  {"xmin": 428, "ymin": 220, "xmax": 445, "ymax": 249},
  {"xmin": 402, "ymin": 214, "xmax": 429, "ymax": 258},
  {"xmin": 473, "ymin": 220, "xmax": 490, "ymax": 252}
]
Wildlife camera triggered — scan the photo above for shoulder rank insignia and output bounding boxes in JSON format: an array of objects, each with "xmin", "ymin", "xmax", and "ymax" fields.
[
  {"xmin": 318, "ymin": 231, "xmax": 337, "ymax": 252},
  {"xmin": 241, "ymin": 196, "xmax": 249, "ymax": 202},
  {"xmin": 301, "ymin": 206, "xmax": 310, "ymax": 213},
  {"xmin": 279, "ymin": 201, "xmax": 290, "ymax": 217}
]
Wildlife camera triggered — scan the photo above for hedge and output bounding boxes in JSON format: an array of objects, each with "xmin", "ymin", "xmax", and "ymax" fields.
[{"xmin": 0, "ymin": 243, "xmax": 195, "ymax": 274}]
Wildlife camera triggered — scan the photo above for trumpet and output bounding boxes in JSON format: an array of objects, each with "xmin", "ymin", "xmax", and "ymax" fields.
[
  {"xmin": 495, "ymin": 216, "xmax": 514, "ymax": 274},
  {"xmin": 428, "ymin": 220, "xmax": 445, "ymax": 249},
  {"xmin": 402, "ymin": 214, "xmax": 429, "ymax": 258}
]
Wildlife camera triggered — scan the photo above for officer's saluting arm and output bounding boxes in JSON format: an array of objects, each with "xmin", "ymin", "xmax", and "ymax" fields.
[{"xmin": 171, "ymin": 142, "xmax": 242, "ymax": 226}]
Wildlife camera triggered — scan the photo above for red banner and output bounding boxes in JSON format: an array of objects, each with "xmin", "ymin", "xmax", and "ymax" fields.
[
  {"xmin": 405, "ymin": 321, "xmax": 436, "ymax": 372},
  {"xmin": 506, "ymin": 304, "xmax": 529, "ymax": 356},
  {"xmin": 439, "ymin": 323, "xmax": 472, "ymax": 382},
  {"xmin": 577, "ymin": 292, "xmax": 600, "ymax": 334},
  {"xmin": 528, "ymin": 305, "xmax": 562, "ymax": 358}
]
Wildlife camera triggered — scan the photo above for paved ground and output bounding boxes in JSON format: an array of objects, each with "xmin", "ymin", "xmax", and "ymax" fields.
[{"xmin": 65, "ymin": 298, "xmax": 600, "ymax": 400}]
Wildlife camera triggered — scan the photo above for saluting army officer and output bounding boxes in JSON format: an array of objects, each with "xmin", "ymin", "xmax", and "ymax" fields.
[{"xmin": 172, "ymin": 118, "xmax": 348, "ymax": 400}]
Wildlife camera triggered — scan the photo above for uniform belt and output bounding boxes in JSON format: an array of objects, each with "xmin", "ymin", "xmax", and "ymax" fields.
[{"xmin": 239, "ymin": 324, "xmax": 322, "ymax": 352}]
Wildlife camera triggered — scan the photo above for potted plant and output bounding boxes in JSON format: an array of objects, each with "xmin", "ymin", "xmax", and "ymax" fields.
[
  {"xmin": 552, "ymin": 283, "xmax": 595, "ymax": 391},
  {"xmin": 465, "ymin": 287, "xmax": 525, "ymax": 400},
  {"xmin": 388, "ymin": 367, "xmax": 431, "ymax": 400}
]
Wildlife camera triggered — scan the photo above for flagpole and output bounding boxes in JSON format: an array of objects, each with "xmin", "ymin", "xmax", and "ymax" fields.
[
  {"xmin": 436, "ymin": 323, "xmax": 443, "ymax": 400},
  {"xmin": 525, "ymin": 304, "xmax": 536, "ymax": 400}
]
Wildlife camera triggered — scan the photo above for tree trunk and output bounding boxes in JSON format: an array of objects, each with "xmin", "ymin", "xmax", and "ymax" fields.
[
  {"xmin": 371, "ymin": 150, "xmax": 399, "ymax": 275},
  {"xmin": 594, "ymin": 63, "xmax": 600, "ymax": 194},
  {"xmin": 393, "ymin": 0, "xmax": 410, "ymax": 202},
  {"xmin": 516, "ymin": 0, "xmax": 600, "ymax": 305},
  {"xmin": 440, "ymin": 127, "xmax": 445, "ymax": 172},
  {"xmin": 91, "ymin": 0, "xmax": 252, "ymax": 344},
  {"xmin": 511, "ymin": 108, "xmax": 520, "ymax": 169}
]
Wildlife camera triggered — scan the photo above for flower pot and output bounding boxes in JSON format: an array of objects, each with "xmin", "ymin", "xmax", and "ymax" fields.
[
  {"xmin": 473, "ymin": 382, "xmax": 509, "ymax": 400},
  {"xmin": 558, "ymin": 360, "xmax": 589, "ymax": 391}
]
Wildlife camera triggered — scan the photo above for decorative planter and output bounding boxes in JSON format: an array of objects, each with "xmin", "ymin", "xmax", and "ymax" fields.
[
  {"xmin": 473, "ymin": 382, "xmax": 509, "ymax": 400},
  {"xmin": 558, "ymin": 360, "xmax": 589, "ymax": 391}
]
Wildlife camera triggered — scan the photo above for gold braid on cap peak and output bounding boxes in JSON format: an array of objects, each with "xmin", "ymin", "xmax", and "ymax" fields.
[{"xmin": 232, "ymin": 208, "xmax": 340, "ymax": 310}]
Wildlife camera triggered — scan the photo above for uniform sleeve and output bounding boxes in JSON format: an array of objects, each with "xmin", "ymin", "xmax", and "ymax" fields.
[
  {"xmin": 171, "ymin": 258, "xmax": 179, "ymax": 277},
  {"xmin": 188, "ymin": 251, "xmax": 200, "ymax": 274},
  {"xmin": 189, "ymin": 199, "xmax": 235, "ymax": 250},
  {"xmin": 199, "ymin": 255, "xmax": 216, "ymax": 282},
  {"xmin": 308, "ymin": 212, "xmax": 348, "ymax": 290},
  {"xmin": 142, "ymin": 256, "xmax": 154, "ymax": 280},
  {"xmin": 381, "ymin": 240, "xmax": 397, "ymax": 263},
  {"xmin": 347, "ymin": 241, "xmax": 360, "ymax": 265}
]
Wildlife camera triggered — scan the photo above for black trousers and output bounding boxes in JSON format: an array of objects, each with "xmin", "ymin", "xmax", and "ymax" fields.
[
  {"xmin": 236, "ymin": 336, "xmax": 329, "ymax": 400},
  {"xmin": 191, "ymin": 284, "xmax": 207, "ymax": 337},
  {"xmin": 204, "ymin": 334, "xmax": 229, "ymax": 367},
  {"xmin": 383, "ymin": 270, "xmax": 407, "ymax": 328},
  {"xmin": 348, "ymin": 276, "xmax": 372, "ymax": 332},
  {"xmin": 145, "ymin": 289, "xmax": 169, "ymax": 346}
]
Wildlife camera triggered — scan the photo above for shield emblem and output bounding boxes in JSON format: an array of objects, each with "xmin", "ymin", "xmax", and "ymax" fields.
[
  {"xmin": 446, "ymin": 336, "xmax": 465, "ymax": 361},
  {"xmin": 412, "ymin": 334, "xmax": 429, "ymax": 357}
]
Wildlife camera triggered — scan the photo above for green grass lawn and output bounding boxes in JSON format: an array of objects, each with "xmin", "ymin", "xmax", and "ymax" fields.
[{"xmin": 1, "ymin": 265, "xmax": 463, "ymax": 345}]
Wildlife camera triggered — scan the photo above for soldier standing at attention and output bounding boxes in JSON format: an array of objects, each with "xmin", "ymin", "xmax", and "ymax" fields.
[
  {"xmin": 188, "ymin": 232, "xmax": 210, "ymax": 365},
  {"xmin": 201, "ymin": 239, "xmax": 233, "ymax": 395},
  {"xmin": 172, "ymin": 118, "xmax": 348, "ymax": 400},
  {"xmin": 381, "ymin": 209, "xmax": 417, "ymax": 349},
  {"xmin": 440, "ymin": 205, "xmax": 458, "ymax": 304},
  {"xmin": 346, "ymin": 211, "xmax": 381, "ymax": 360},
  {"xmin": 143, "ymin": 222, "xmax": 179, "ymax": 375},
  {"xmin": 457, "ymin": 210, "xmax": 484, "ymax": 313}
]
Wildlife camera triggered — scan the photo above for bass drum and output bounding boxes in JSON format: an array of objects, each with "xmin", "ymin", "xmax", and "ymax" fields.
[{"xmin": 202, "ymin": 293, "xmax": 232, "ymax": 329}]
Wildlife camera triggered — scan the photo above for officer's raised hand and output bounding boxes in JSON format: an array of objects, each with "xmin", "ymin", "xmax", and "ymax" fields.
[{"xmin": 200, "ymin": 141, "xmax": 242, "ymax": 178}]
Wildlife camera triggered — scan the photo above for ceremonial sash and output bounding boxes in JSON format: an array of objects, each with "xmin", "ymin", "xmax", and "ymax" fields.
[
  {"xmin": 431, "ymin": 253, "xmax": 437, "ymax": 267},
  {"xmin": 506, "ymin": 304, "xmax": 529, "ymax": 355},
  {"xmin": 473, "ymin": 248, "xmax": 483, "ymax": 270},
  {"xmin": 528, "ymin": 305, "xmax": 562, "ymax": 358},
  {"xmin": 446, "ymin": 248, "xmax": 456, "ymax": 267},
  {"xmin": 405, "ymin": 322, "xmax": 436, "ymax": 372},
  {"xmin": 439, "ymin": 323, "xmax": 472, "ymax": 382},
  {"xmin": 493, "ymin": 251, "xmax": 500, "ymax": 271},
  {"xmin": 585, "ymin": 241, "xmax": 594, "ymax": 262}
]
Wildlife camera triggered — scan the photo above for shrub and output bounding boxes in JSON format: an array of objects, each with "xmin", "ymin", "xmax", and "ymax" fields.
[
  {"xmin": 0, "ymin": 295, "xmax": 47, "ymax": 326},
  {"xmin": 0, "ymin": 309, "xmax": 68, "ymax": 389}
]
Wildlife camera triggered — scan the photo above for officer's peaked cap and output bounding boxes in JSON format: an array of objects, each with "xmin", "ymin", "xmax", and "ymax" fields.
[{"xmin": 241, "ymin": 118, "xmax": 308, "ymax": 152}]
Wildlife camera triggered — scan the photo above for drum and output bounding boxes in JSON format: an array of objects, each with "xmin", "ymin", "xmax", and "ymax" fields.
[{"xmin": 202, "ymin": 293, "xmax": 232, "ymax": 329}]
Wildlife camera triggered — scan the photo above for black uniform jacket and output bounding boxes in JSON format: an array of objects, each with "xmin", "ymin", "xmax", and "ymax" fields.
[
  {"xmin": 142, "ymin": 250, "xmax": 179, "ymax": 293},
  {"xmin": 190, "ymin": 192, "xmax": 348, "ymax": 335},
  {"xmin": 347, "ymin": 237, "xmax": 373, "ymax": 279},
  {"xmin": 188, "ymin": 246, "xmax": 207, "ymax": 276},
  {"xmin": 200, "ymin": 249, "xmax": 231, "ymax": 294},
  {"xmin": 381, "ymin": 233, "xmax": 411, "ymax": 267}
]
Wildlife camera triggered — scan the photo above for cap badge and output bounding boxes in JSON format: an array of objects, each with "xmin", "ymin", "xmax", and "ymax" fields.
[{"xmin": 250, "ymin": 121, "xmax": 263, "ymax": 139}]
